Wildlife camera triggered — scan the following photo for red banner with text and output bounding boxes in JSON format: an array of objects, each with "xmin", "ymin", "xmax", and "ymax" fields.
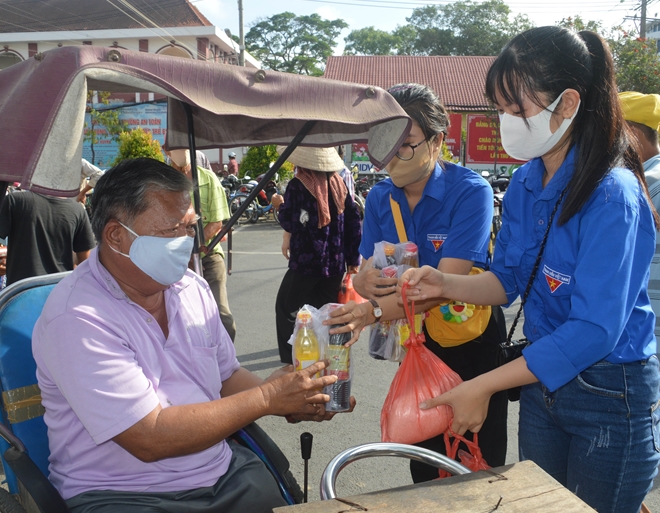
[{"xmin": 465, "ymin": 114, "xmax": 524, "ymax": 165}]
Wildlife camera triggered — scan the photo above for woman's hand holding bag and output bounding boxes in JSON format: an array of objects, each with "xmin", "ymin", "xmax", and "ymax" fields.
[{"xmin": 380, "ymin": 283, "xmax": 463, "ymax": 445}]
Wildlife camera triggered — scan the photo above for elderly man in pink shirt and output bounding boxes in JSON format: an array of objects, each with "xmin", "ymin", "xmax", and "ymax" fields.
[{"xmin": 32, "ymin": 158, "xmax": 350, "ymax": 513}]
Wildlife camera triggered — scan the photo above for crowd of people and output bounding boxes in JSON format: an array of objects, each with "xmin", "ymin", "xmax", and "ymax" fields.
[{"xmin": 0, "ymin": 24, "xmax": 658, "ymax": 513}]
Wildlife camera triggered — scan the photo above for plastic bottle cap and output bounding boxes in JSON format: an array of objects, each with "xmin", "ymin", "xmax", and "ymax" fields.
[
  {"xmin": 297, "ymin": 311, "xmax": 312, "ymax": 323},
  {"xmin": 404, "ymin": 242, "xmax": 418, "ymax": 252}
]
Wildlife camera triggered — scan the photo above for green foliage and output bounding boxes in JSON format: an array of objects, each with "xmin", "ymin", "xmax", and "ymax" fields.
[
  {"xmin": 112, "ymin": 129, "xmax": 165, "ymax": 165},
  {"xmin": 85, "ymin": 91, "xmax": 127, "ymax": 164},
  {"xmin": 608, "ymin": 29, "xmax": 660, "ymax": 94},
  {"xmin": 246, "ymin": 12, "xmax": 348, "ymax": 75},
  {"xmin": 240, "ymin": 145, "xmax": 294, "ymax": 181},
  {"xmin": 344, "ymin": 27, "xmax": 399, "ymax": 56},
  {"xmin": 556, "ymin": 15, "xmax": 603, "ymax": 33},
  {"xmin": 342, "ymin": 0, "xmax": 533, "ymax": 56}
]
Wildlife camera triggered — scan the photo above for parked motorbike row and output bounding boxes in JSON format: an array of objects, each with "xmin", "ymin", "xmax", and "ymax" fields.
[
  {"xmin": 219, "ymin": 167, "xmax": 509, "ymax": 231},
  {"xmin": 221, "ymin": 173, "xmax": 283, "ymax": 225}
]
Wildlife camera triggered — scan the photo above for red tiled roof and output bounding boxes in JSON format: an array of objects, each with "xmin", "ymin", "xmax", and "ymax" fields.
[
  {"xmin": 324, "ymin": 55, "xmax": 496, "ymax": 112},
  {"xmin": 0, "ymin": 0, "xmax": 212, "ymax": 33}
]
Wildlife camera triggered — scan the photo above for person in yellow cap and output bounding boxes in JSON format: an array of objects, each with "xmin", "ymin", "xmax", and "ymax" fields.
[
  {"xmin": 620, "ymin": 91, "xmax": 660, "ymax": 174},
  {"xmin": 620, "ymin": 91, "xmax": 660, "ymax": 343}
]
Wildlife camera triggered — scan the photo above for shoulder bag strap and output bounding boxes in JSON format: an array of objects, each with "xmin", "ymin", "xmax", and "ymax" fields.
[{"xmin": 389, "ymin": 194, "xmax": 408, "ymax": 243}]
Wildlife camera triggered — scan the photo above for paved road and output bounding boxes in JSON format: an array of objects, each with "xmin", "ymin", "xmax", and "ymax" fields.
[{"xmin": 226, "ymin": 218, "xmax": 660, "ymax": 509}]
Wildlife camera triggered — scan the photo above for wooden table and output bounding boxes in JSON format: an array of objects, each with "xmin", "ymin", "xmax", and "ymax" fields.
[{"xmin": 273, "ymin": 460, "xmax": 595, "ymax": 512}]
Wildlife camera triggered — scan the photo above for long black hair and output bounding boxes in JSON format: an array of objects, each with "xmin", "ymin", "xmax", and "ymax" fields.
[{"xmin": 485, "ymin": 26, "xmax": 658, "ymax": 227}]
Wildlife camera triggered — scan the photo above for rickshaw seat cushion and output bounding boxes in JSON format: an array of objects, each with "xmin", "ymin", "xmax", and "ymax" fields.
[{"xmin": 0, "ymin": 283, "xmax": 57, "ymax": 493}]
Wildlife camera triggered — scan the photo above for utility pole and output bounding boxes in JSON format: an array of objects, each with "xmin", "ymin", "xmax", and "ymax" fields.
[
  {"xmin": 641, "ymin": 0, "xmax": 647, "ymax": 38},
  {"xmin": 238, "ymin": 0, "xmax": 245, "ymax": 67}
]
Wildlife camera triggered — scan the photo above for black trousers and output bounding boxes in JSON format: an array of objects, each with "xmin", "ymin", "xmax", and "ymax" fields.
[
  {"xmin": 410, "ymin": 305, "xmax": 509, "ymax": 483},
  {"xmin": 275, "ymin": 269, "xmax": 344, "ymax": 364}
]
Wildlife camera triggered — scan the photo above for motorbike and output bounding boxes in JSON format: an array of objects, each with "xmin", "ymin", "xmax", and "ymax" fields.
[
  {"xmin": 481, "ymin": 169, "xmax": 511, "ymax": 254},
  {"xmin": 226, "ymin": 172, "xmax": 282, "ymax": 225}
]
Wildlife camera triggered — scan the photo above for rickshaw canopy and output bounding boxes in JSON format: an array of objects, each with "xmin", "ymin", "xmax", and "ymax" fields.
[{"xmin": 0, "ymin": 46, "xmax": 411, "ymax": 196}]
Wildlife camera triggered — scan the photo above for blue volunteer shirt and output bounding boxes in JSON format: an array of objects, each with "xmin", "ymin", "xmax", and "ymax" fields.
[
  {"xmin": 360, "ymin": 162, "xmax": 492, "ymax": 268},
  {"xmin": 491, "ymin": 147, "xmax": 657, "ymax": 392}
]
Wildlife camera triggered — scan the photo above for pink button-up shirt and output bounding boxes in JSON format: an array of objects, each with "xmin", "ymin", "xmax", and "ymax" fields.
[{"xmin": 32, "ymin": 248, "xmax": 240, "ymax": 500}]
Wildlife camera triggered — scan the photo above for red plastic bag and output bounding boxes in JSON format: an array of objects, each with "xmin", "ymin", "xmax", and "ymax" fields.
[
  {"xmin": 380, "ymin": 284, "xmax": 463, "ymax": 445},
  {"xmin": 438, "ymin": 430, "xmax": 490, "ymax": 478},
  {"xmin": 338, "ymin": 274, "xmax": 367, "ymax": 305}
]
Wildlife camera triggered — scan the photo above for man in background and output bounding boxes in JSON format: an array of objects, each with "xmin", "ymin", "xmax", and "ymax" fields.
[
  {"xmin": 227, "ymin": 152, "xmax": 239, "ymax": 176},
  {"xmin": 620, "ymin": 91, "xmax": 660, "ymax": 339},
  {"xmin": 77, "ymin": 159, "xmax": 105, "ymax": 204},
  {"xmin": 0, "ymin": 190, "xmax": 95, "ymax": 285},
  {"xmin": 167, "ymin": 149, "xmax": 237, "ymax": 341}
]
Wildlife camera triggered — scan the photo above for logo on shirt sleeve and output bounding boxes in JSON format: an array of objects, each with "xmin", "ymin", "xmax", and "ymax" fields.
[
  {"xmin": 542, "ymin": 265, "xmax": 571, "ymax": 293},
  {"xmin": 427, "ymin": 234, "xmax": 447, "ymax": 252}
]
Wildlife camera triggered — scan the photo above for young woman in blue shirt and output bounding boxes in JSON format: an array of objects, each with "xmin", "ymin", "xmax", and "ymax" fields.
[
  {"xmin": 401, "ymin": 27, "xmax": 660, "ymax": 512},
  {"xmin": 330, "ymin": 83, "xmax": 509, "ymax": 482}
]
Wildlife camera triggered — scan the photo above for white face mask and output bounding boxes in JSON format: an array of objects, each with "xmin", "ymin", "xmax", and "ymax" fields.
[
  {"xmin": 110, "ymin": 222, "xmax": 194, "ymax": 286},
  {"xmin": 499, "ymin": 91, "xmax": 580, "ymax": 161}
]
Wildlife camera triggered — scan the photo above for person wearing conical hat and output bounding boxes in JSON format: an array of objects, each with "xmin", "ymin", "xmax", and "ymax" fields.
[{"xmin": 272, "ymin": 146, "xmax": 361, "ymax": 364}]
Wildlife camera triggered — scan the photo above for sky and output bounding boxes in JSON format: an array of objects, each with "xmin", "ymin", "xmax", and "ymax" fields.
[{"xmin": 194, "ymin": 0, "xmax": 657, "ymax": 54}]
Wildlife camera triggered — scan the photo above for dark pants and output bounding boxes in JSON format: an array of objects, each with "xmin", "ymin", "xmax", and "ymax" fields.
[
  {"xmin": 65, "ymin": 441, "xmax": 287, "ymax": 513},
  {"xmin": 202, "ymin": 253, "xmax": 236, "ymax": 342},
  {"xmin": 276, "ymin": 269, "xmax": 343, "ymax": 364},
  {"xmin": 410, "ymin": 306, "xmax": 509, "ymax": 483}
]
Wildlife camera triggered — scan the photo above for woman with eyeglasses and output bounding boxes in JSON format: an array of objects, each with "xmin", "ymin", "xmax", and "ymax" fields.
[{"xmin": 329, "ymin": 83, "xmax": 509, "ymax": 483}]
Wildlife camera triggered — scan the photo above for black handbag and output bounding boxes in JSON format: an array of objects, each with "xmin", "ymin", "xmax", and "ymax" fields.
[{"xmin": 497, "ymin": 188, "xmax": 566, "ymax": 401}]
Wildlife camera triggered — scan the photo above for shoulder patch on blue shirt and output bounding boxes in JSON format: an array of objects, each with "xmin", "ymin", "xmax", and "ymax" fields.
[
  {"xmin": 542, "ymin": 265, "xmax": 571, "ymax": 293},
  {"xmin": 427, "ymin": 234, "xmax": 447, "ymax": 252}
]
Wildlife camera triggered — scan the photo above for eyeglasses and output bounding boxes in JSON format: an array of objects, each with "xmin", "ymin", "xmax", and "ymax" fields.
[
  {"xmin": 121, "ymin": 215, "xmax": 200, "ymax": 238},
  {"xmin": 395, "ymin": 139, "xmax": 428, "ymax": 161}
]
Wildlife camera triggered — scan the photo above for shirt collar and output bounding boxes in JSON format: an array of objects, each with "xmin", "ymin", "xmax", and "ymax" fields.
[
  {"xmin": 520, "ymin": 146, "xmax": 576, "ymax": 199},
  {"xmin": 390, "ymin": 162, "xmax": 446, "ymax": 204},
  {"xmin": 644, "ymin": 154, "xmax": 660, "ymax": 172}
]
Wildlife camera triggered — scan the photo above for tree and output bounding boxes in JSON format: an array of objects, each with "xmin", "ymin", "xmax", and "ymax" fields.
[
  {"xmin": 609, "ymin": 29, "xmax": 660, "ymax": 93},
  {"xmin": 85, "ymin": 91, "xmax": 127, "ymax": 165},
  {"xmin": 344, "ymin": 27, "xmax": 398, "ymax": 56},
  {"xmin": 239, "ymin": 145, "xmax": 294, "ymax": 181},
  {"xmin": 556, "ymin": 15, "xmax": 603, "ymax": 33},
  {"xmin": 342, "ymin": 0, "xmax": 533, "ymax": 56},
  {"xmin": 555, "ymin": 17, "xmax": 660, "ymax": 94},
  {"xmin": 112, "ymin": 129, "xmax": 164, "ymax": 165},
  {"xmin": 246, "ymin": 12, "xmax": 347, "ymax": 76},
  {"xmin": 405, "ymin": 0, "xmax": 534, "ymax": 56}
]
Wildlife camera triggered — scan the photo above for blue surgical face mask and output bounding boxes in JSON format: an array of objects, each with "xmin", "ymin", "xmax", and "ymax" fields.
[{"xmin": 110, "ymin": 222, "xmax": 194, "ymax": 286}]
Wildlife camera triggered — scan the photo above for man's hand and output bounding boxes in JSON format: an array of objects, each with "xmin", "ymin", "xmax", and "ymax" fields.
[
  {"xmin": 77, "ymin": 185, "xmax": 92, "ymax": 204},
  {"xmin": 259, "ymin": 360, "xmax": 337, "ymax": 418},
  {"xmin": 287, "ymin": 396, "xmax": 357, "ymax": 423},
  {"xmin": 353, "ymin": 257, "xmax": 397, "ymax": 299}
]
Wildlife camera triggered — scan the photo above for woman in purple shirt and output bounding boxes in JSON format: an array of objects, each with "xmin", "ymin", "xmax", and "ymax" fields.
[{"xmin": 272, "ymin": 146, "xmax": 361, "ymax": 364}]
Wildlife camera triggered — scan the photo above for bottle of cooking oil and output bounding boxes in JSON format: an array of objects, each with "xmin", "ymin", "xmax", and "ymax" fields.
[{"xmin": 293, "ymin": 310, "xmax": 320, "ymax": 376}]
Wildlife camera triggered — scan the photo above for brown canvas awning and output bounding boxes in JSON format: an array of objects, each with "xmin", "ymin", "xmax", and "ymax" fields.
[{"xmin": 0, "ymin": 46, "xmax": 410, "ymax": 196}]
